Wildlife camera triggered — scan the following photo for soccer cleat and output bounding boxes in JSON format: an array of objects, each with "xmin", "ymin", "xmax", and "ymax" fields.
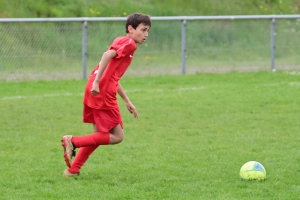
[
  {"xmin": 62, "ymin": 169, "xmax": 80, "ymax": 177},
  {"xmin": 61, "ymin": 135, "xmax": 75, "ymax": 168}
]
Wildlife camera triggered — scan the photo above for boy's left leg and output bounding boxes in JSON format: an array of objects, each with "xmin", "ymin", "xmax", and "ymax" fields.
[
  {"xmin": 61, "ymin": 130, "xmax": 111, "ymax": 171},
  {"xmin": 61, "ymin": 124, "xmax": 99, "ymax": 172},
  {"xmin": 62, "ymin": 124, "xmax": 124, "ymax": 176},
  {"xmin": 62, "ymin": 108, "xmax": 124, "ymax": 176},
  {"xmin": 67, "ymin": 145, "xmax": 98, "ymax": 174}
]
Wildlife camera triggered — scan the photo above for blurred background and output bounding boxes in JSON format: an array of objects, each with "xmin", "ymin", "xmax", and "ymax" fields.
[
  {"xmin": 2, "ymin": 0, "xmax": 300, "ymax": 18},
  {"xmin": 1, "ymin": 0, "xmax": 300, "ymax": 81}
]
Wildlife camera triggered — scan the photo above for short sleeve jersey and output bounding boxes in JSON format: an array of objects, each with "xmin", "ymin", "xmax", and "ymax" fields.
[{"xmin": 83, "ymin": 36, "xmax": 137, "ymax": 110}]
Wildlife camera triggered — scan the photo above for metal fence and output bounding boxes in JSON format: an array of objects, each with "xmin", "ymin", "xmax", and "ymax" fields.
[{"xmin": 1, "ymin": 15, "xmax": 300, "ymax": 81}]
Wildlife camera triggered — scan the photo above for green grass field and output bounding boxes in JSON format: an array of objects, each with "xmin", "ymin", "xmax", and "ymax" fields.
[
  {"xmin": 2, "ymin": 0, "xmax": 300, "ymax": 18},
  {"xmin": 1, "ymin": 71, "xmax": 300, "ymax": 199}
]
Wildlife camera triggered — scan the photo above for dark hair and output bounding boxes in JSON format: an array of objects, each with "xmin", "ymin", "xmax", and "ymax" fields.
[{"xmin": 125, "ymin": 13, "xmax": 151, "ymax": 33}]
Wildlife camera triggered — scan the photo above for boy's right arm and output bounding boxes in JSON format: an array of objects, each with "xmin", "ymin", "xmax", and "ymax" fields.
[{"xmin": 91, "ymin": 50, "xmax": 117, "ymax": 96}]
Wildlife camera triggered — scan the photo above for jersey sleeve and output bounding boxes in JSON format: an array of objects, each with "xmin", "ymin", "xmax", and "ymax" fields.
[{"xmin": 109, "ymin": 38, "xmax": 136, "ymax": 59}]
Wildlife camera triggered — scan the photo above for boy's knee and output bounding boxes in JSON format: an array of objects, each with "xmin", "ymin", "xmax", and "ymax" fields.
[
  {"xmin": 111, "ymin": 134, "xmax": 124, "ymax": 144},
  {"xmin": 115, "ymin": 138, "xmax": 123, "ymax": 144},
  {"xmin": 116, "ymin": 134, "xmax": 124, "ymax": 144}
]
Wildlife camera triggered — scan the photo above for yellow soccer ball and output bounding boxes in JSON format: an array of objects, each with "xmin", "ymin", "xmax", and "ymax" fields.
[{"xmin": 239, "ymin": 161, "xmax": 266, "ymax": 181}]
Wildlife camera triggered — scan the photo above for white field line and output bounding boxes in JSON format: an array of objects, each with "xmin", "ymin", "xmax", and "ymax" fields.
[{"xmin": 0, "ymin": 86, "xmax": 207, "ymax": 101}]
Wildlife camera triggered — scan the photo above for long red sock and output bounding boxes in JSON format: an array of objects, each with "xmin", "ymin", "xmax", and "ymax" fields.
[
  {"xmin": 68, "ymin": 132, "xmax": 110, "ymax": 173},
  {"xmin": 68, "ymin": 146, "xmax": 98, "ymax": 173},
  {"xmin": 71, "ymin": 132, "xmax": 110, "ymax": 147}
]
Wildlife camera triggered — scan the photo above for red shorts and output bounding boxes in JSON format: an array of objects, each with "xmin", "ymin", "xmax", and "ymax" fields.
[{"xmin": 83, "ymin": 104, "xmax": 123, "ymax": 132}]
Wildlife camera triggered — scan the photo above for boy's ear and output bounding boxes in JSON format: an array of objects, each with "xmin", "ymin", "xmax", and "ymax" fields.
[{"xmin": 128, "ymin": 25, "xmax": 134, "ymax": 33}]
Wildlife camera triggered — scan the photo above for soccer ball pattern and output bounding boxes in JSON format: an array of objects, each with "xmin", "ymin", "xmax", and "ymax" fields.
[{"xmin": 240, "ymin": 161, "xmax": 266, "ymax": 181}]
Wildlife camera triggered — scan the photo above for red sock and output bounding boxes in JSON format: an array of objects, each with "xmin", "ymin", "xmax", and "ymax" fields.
[
  {"xmin": 72, "ymin": 132, "xmax": 110, "ymax": 147},
  {"xmin": 68, "ymin": 132, "xmax": 110, "ymax": 173},
  {"xmin": 68, "ymin": 146, "xmax": 98, "ymax": 173}
]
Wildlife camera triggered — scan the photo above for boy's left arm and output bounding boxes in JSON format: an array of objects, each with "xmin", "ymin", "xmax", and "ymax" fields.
[{"xmin": 118, "ymin": 82, "xmax": 138, "ymax": 118}]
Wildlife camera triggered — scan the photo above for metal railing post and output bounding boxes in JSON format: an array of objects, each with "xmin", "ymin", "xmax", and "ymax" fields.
[
  {"xmin": 181, "ymin": 19, "xmax": 187, "ymax": 74},
  {"xmin": 82, "ymin": 20, "xmax": 88, "ymax": 79},
  {"xmin": 270, "ymin": 18, "xmax": 276, "ymax": 71}
]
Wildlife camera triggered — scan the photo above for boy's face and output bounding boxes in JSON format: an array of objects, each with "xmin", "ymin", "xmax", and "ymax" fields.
[{"xmin": 128, "ymin": 23, "xmax": 150, "ymax": 44}]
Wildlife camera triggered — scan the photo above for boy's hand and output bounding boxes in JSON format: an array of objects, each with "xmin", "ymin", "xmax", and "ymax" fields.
[
  {"xmin": 91, "ymin": 82, "xmax": 100, "ymax": 96},
  {"xmin": 126, "ymin": 101, "xmax": 138, "ymax": 118}
]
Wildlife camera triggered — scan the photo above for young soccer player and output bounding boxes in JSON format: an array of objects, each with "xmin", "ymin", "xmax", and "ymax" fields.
[{"xmin": 61, "ymin": 13, "xmax": 151, "ymax": 177}]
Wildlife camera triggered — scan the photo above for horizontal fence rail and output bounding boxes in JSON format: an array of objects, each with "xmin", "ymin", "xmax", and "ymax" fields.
[
  {"xmin": 1, "ymin": 15, "xmax": 300, "ymax": 81},
  {"xmin": 2, "ymin": 15, "xmax": 300, "ymax": 22}
]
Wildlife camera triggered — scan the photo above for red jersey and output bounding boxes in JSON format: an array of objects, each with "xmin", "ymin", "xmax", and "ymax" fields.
[{"xmin": 83, "ymin": 36, "xmax": 137, "ymax": 109}]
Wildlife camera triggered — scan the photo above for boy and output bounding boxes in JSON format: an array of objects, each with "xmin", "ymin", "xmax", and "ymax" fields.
[{"xmin": 61, "ymin": 13, "xmax": 151, "ymax": 177}]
